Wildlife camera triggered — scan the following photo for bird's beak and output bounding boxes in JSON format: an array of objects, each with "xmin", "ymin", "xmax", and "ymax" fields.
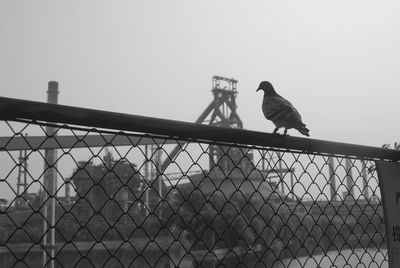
[{"xmin": 256, "ymin": 88, "xmax": 260, "ymax": 92}]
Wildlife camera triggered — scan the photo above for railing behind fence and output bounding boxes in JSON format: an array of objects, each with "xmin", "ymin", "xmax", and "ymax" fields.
[{"xmin": 1, "ymin": 97, "xmax": 400, "ymax": 268}]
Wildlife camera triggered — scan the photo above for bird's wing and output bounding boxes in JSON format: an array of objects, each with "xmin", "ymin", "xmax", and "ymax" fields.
[{"xmin": 263, "ymin": 96, "xmax": 304, "ymax": 125}]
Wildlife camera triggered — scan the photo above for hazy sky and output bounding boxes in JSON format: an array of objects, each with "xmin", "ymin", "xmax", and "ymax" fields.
[{"xmin": 1, "ymin": 1, "xmax": 400, "ymax": 147}]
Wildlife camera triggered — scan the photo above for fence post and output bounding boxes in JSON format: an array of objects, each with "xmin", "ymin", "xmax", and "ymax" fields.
[
  {"xmin": 345, "ymin": 158, "xmax": 354, "ymax": 200},
  {"xmin": 361, "ymin": 161, "xmax": 370, "ymax": 199},
  {"xmin": 328, "ymin": 157, "xmax": 337, "ymax": 202}
]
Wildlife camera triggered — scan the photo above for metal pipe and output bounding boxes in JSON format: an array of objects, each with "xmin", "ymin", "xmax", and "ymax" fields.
[{"xmin": 1, "ymin": 96, "xmax": 400, "ymax": 161}]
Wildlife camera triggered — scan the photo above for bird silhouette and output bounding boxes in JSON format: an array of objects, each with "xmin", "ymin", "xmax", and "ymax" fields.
[{"xmin": 257, "ymin": 81, "xmax": 310, "ymax": 136}]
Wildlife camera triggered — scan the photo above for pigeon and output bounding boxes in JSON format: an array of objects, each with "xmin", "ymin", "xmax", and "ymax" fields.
[{"xmin": 256, "ymin": 81, "xmax": 310, "ymax": 136}]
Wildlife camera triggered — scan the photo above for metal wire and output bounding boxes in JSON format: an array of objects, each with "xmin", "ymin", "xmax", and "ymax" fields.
[{"xmin": 0, "ymin": 117, "xmax": 393, "ymax": 267}]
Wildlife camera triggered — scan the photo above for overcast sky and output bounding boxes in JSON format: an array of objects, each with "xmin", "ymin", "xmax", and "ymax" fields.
[{"xmin": 1, "ymin": 1, "xmax": 399, "ymax": 147}]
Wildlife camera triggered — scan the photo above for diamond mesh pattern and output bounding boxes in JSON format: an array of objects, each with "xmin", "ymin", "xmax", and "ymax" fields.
[{"xmin": 0, "ymin": 119, "xmax": 389, "ymax": 267}]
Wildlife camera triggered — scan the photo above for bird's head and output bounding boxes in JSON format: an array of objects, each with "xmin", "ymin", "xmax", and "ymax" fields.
[{"xmin": 256, "ymin": 81, "xmax": 277, "ymax": 96}]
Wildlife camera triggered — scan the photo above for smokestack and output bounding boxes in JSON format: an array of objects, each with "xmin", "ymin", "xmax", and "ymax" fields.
[
  {"xmin": 44, "ymin": 80, "xmax": 59, "ymax": 199},
  {"xmin": 47, "ymin": 81, "xmax": 59, "ymax": 104},
  {"xmin": 43, "ymin": 81, "xmax": 59, "ymax": 268}
]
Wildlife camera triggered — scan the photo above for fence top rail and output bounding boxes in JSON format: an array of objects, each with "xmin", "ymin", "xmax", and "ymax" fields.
[{"xmin": 1, "ymin": 96, "xmax": 399, "ymax": 161}]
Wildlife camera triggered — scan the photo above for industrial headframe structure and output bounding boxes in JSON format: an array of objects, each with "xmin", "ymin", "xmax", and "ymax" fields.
[{"xmin": 160, "ymin": 76, "xmax": 248, "ymax": 173}]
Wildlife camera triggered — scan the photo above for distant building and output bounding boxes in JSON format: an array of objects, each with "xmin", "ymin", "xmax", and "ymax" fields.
[
  {"xmin": 183, "ymin": 169, "xmax": 284, "ymax": 205},
  {"xmin": 0, "ymin": 198, "xmax": 8, "ymax": 211},
  {"xmin": 70, "ymin": 156, "xmax": 144, "ymax": 222},
  {"xmin": 168, "ymin": 144, "xmax": 288, "ymax": 208}
]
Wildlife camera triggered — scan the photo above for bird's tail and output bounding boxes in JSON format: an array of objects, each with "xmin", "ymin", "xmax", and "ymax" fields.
[{"xmin": 297, "ymin": 125, "xmax": 310, "ymax": 137}]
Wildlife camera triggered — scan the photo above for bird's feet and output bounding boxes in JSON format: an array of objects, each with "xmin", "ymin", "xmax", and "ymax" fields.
[
  {"xmin": 272, "ymin": 128, "xmax": 289, "ymax": 136},
  {"xmin": 283, "ymin": 128, "xmax": 288, "ymax": 135}
]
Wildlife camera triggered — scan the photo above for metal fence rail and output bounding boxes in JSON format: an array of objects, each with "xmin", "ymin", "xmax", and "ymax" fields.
[{"xmin": 1, "ymin": 97, "xmax": 400, "ymax": 267}]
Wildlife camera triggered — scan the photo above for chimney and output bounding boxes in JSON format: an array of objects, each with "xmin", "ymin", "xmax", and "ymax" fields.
[{"xmin": 47, "ymin": 81, "xmax": 59, "ymax": 104}]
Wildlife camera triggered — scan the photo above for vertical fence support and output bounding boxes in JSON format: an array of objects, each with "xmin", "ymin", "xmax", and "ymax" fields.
[
  {"xmin": 345, "ymin": 158, "xmax": 354, "ymax": 200},
  {"xmin": 277, "ymin": 152, "xmax": 284, "ymax": 193},
  {"xmin": 328, "ymin": 157, "xmax": 337, "ymax": 202},
  {"xmin": 42, "ymin": 81, "xmax": 59, "ymax": 268},
  {"xmin": 144, "ymin": 145, "xmax": 150, "ymax": 216},
  {"xmin": 361, "ymin": 161, "xmax": 370, "ymax": 200}
]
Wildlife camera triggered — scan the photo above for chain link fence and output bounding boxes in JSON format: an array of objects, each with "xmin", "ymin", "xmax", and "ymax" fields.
[{"xmin": 0, "ymin": 98, "xmax": 399, "ymax": 267}]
